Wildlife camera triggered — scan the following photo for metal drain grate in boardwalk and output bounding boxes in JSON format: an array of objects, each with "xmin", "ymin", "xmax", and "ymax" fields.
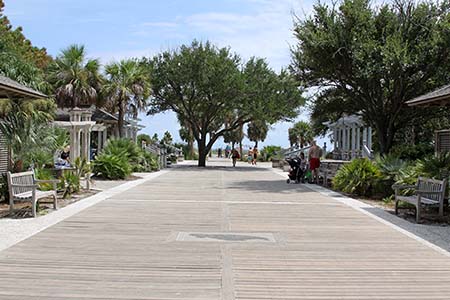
[{"xmin": 176, "ymin": 232, "xmax": 276, "ymax": 243}]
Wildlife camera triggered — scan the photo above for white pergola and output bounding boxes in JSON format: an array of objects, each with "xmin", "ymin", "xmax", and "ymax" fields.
[
  {"xmin": 54, "ymin": 108, "xmax": 96, "ymax": 163},
  {"xmin": 327, "ymin": 115, "xmax": 373, "ymax": 160}
]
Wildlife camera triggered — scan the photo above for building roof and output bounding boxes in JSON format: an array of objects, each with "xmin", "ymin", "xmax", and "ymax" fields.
[
  {"xmin": 0, "ymin": 75, "xmax": 47, "ymax": 99},
  {"xmin": 326, "ymin": 114, "xmax": 365, "ymax": 128},
  {"xmin": 55, "ymin": 107, "xmax": 120, "ymax": 123},
  {"xmin": 406, "ymin": 84, "xmax": 450, "ymax": 107}
]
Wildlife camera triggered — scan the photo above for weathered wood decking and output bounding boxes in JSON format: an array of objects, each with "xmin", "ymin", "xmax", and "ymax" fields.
[{"xmin": 1, "ymin": 161, "xmax": 450, "ymax": 299}]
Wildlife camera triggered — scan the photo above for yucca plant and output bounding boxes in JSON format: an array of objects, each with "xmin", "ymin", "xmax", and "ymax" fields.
[
  {"xmin": 420, "ymin": 152, "xmax": 450, "ymax": 180},
  {"xmin": 93, "ymin": 154, "xmax": 131, "ymax": 180},
  {"xmin": 333, "ymin": 158, "xmax": 382, "ymax": 197}
]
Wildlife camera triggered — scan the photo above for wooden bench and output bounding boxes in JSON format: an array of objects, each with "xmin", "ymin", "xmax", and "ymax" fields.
[
  {"xmin": 7, "ymin": 171, "xmax": 59, "ymax": 217},
  {"xmin": 393, "ymin": 177, "xmax": 447, "ymax": 223}
]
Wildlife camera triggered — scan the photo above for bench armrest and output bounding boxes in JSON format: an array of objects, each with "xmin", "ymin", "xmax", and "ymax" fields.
[
  {"xmin": 392, "ymin": 184, "xmax": 416, "ymax": 190},
  {"xmin": 10, "ymin": 184, "xmax": 38, "ymax": 188},
  {"xmin": 416, "ymin": 190, "xmax": 444, "ymax": 195}
]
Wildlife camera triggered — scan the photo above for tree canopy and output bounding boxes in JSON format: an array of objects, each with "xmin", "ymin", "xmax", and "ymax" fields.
[
  {"xmin": 103, "ymin": 59, "xmax": 151, "ymax": 137},
  {"xmin": 146, "ymin": 40, "xmax": 304, "ymax": 166},
  {"xmin": 0, "ymin": 0, "xmax": 51, "ymax": 91},
  {"xmin": 291, "ymin": 0, "xmax": 450, "ymax": 153}
]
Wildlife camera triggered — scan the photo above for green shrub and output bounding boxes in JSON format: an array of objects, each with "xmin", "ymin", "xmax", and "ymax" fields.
[
  {"xmin": 60, "ymin": 171, "xmax": 81, "ymax": 198},
  {"xmin": 93, "ymin": 154, "xmax": 131, "ymax": 180},
  {"xmin": 0, "ymin": 174, "xmax": 9, "ymax": 203},
  {"xmin": 143, "ymin": 151, "xmax": 159, "ymax": 171},
  {"xmin": 260, "ymin": 145, "xmax": 282, "ymax": 161},
  {"xmin": 102, "ymin": 138, "xmax": 143, "ymax": 165},
  {"xmin": 390, "ymin": 143, "xmax": 434, "ymax": 161},
  {"xmin": 420, "ymin": 152, "xmax": 450, "ymax": 180},
  {"xmin": 34, "ymin": 167, "xmax": 55, "ymax": 191},
  {"xmin": 333, "ymin": 158, "xmax": 382, "ymax": 197}
]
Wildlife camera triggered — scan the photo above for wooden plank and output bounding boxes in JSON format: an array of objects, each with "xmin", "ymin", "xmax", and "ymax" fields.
[{"xmin": 0, "ymin": 160, "xmax": 450, "ymax": 299}]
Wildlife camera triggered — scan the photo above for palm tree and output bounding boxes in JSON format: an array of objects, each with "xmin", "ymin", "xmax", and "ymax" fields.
[
  {"xmin": 289, "ymin": 121, "xmax": 314, "ymax": 149},
  {"xmin": 48, "ymin": 44, "xmax": 102, "ymax": 108},
  {"xmin": 103, "ymin": 59, "xmax": 150, "ymax": 138}
]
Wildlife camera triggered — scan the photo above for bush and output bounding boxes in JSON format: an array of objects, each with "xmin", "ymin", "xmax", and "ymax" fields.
[
  {"xmin": 93, "ymin": 154, "xmax": 131, "ymax": 180},
  {"xmin": 260, "ymin": 145, "xmax": 282, "ymax": 161},
  {"xmin": 333, "ymin": 158, "xmax": 382, "ymax": 197},
  {"xmin": 390, "ymin": 143, "xmax": 433, "ymax": 161},
  {"xmin": 34, "ymin": 167, "xmax": 55, "ymax": 191},
  {"xmin": 420, "ymin": 152, "xmax": 450, "ymax": 180},
  {"xmin": 102, "ymin": 139, "xmax": 143, "ymax": 165}
]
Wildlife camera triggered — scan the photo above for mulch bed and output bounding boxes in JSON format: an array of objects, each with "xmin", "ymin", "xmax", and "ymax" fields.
[{"xmin": 0, "ymin": 189, "xmax": 99, "ymax": 219}]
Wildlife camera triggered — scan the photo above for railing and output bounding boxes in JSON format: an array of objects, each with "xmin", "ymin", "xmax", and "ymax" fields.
[
  {"xmin": 362, "ymin": 143, "xmax": 373, "ymax": 159},
  {"xmin": 282, "ymin": 146, "xmax": 312, "ymax": 159}
]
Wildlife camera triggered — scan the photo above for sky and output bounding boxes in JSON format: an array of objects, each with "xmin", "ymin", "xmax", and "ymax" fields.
[{"xmin": 4, "ymin": 0, "xmax": 329, "ymax": 149}]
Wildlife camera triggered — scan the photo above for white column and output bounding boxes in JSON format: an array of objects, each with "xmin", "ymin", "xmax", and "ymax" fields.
[
  {"xmin": 356, "ymin": 127, "xmax": 361, "ymax": 152},
  {"xmin": 345, "ymin": 127, "xmax": 350, "ymax": 151},
  {"xmin": 351, "ymin": 126, "xmax": 356, "ymax": 158},
  {"xmin": 103, "ymin": 129, "xmax": 108, "ymax": 148},
  {"xmin": 368, "ymin": 127, "xmax": 373, "ymax": 150},
  {"xmin": 333, "ymin": 128, "xmax": 338, "ymax": 150},
  {"xmin": 97, "ymin": 131, "xmax": 102, "ymax": 151},
  {"xmin": 363, "ymin": 128, "xmax": 368, "ymax": 146},
  {"xmin": 82, "ymin": 126, "xmax": 91, "ymax": 162}
]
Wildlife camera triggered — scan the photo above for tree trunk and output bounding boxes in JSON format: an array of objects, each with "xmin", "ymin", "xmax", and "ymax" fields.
[
  {"xmin": 197, "ymin": 138, "xmax": 207, "ymax": 167},
  {"xmin": 188, "ymin": 127, "xmax": 194, "ymax": 159},
  {"xmin": 375, "ymin": 122, "xmax": 395, "ymax": 154},
  {"xmin": 239, "ymin": 140, "xmax": 243, "ymax": 159},
  {"xmin": 255, "ymin": 141, "xmax": 259, "ymax": 148},
  {"xmin": 118, "ymin": 100, "xmax": 124, "ymax": 138},
  {"xmin": 187, "ymin": 139, "xmax": 194, "ymax": 159}
]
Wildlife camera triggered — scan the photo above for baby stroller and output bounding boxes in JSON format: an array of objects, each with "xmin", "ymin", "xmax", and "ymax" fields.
[{"xmin": 285, "ymin": 157, "xmax": 305, "ymax": 184}]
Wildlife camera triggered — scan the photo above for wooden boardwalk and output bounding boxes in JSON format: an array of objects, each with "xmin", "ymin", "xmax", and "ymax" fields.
[{"xmin": 1, "ymin": 160, "xmax": 450, "ymax": 299}]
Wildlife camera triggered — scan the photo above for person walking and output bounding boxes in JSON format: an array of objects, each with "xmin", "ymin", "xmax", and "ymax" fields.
[
  {"xmin": 252, "ymin": 146, "xmax": 259, "ymax": 165},
  {"xmin": 218, "ymin": 148, "xmax": 222, "ymax": 158},
  {"xmin": 231, "ymin": 148, "xmax": 240, "ymax": 167},
  {"xmin": 247, "ymin": 148, "xmax": 253, "ymax": 164},
  {"xmin": 308, "ymin": 140, "xmax": 322, "ymax": 183}
]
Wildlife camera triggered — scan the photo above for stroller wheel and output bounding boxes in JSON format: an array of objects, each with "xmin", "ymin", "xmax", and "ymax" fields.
[{"xmin": 286, "ymin": 179, "xmax": 290, "ymax": 184}]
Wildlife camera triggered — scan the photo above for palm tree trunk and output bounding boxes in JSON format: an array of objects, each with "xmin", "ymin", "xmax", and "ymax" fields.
[{"xmin": 118, "ymin": 100, "xmax": 124, "ymax": 138}]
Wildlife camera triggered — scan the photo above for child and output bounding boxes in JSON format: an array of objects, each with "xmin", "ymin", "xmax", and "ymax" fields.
[{"xmin": 298, "ymin": 152, "xmax": 307, "ymax": 183}]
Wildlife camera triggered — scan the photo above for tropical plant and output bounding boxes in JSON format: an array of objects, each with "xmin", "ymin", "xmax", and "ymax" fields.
[
  {"xmin": 247, "ymin": 120, "xmax": 269, "ymax": 148},
  {"xmin": 102, "ymin": 138, "xmax": 143, "ymax": 165},
  {"xmin": 333, "ymin": 158, "xmax": 382, "ymax": 197},
  {"xmin": 0, "ymin": 101, "xmax": 54, "ymax": 171},
  {"xmin": 137, "ymin": 133, "xmax": 152, "ymax": 146},
  {"xmin": 48, "ymin": 44, "xmax": 103, "ymax": 108},
  {"xmin": 34, "ymin": 167, "xmax": 55, "ymax": 191},
  {"xmin": 260, "ymin": 145, "xmax": 282, "ymax": 161},
  {"xmin": 288, "ymin": 121, "xmax": 314, "ymax": 149},
  {"xmin": 420, "ymin": 153, "xmax": 450, "ymax": 180},
  {"xmin": 103, "ymin": 59, "xmax": 150, "ymax": 137},
  {"xmin": 93, "ymin": 154, "xmax": 131, "ymax": 180}
]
